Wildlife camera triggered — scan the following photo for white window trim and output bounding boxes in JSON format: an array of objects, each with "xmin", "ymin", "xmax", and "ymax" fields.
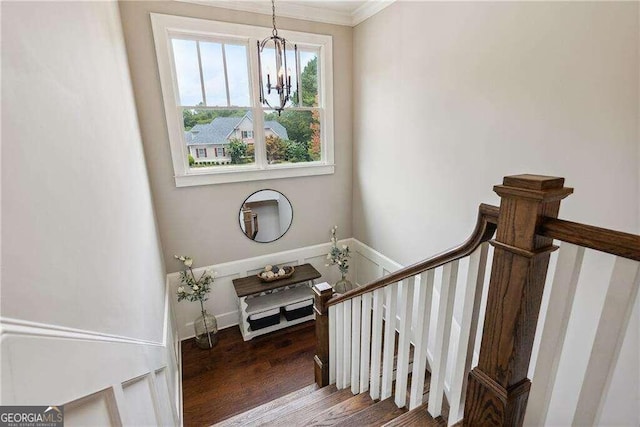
[{"xmin": 150, "ymin": 13, "xmax": 335, "ymax": 187}]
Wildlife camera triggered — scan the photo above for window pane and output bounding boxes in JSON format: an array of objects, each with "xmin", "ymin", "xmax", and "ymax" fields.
[
  {"xmin": 259, "ymin": 45, "xmax": 297, "ymax": 109},
  {"xmin": 183, "ymin": 108, "xmax": 255, "ymax": 168},
  {"xmin": 225, "ymin": 44, "xmax": 251, "ymax": 107},
  {"xmin": 200, "ymin": 42, "xmax": 227, "ymax": 107},
  {"xmin": 286, "ymin": 48, "xmax": 298, "ymax": 106},
  {"xmin": 299, "ymin": 50, "xmax": 319, "ymax": 107},
  {"xmin": 263, "ymin": 109, "xmax": 321, "ymax": 164},
  {"xmin": 171, "ymin": 39, "xmax": 203, "ymax": 106}
]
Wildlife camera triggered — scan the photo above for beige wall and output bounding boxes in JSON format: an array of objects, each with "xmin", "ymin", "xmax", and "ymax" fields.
[
  {"xmin": 353, "ymin": 2, "xmax": 639, "ymax": 425},
  {"xmin": 1, "ymin": 2, "xmax": 179, "ymax": 418},
  {"xmin": 1, "ymin": 0, "xmax": 166, "ymax": 342},
  {"xmin": 354, "ymin": 1, "xmax": 638, "ymax": 262},
  {"xmin": 118, "ymin": 1, "xmax": 353, "ymax": 272}
]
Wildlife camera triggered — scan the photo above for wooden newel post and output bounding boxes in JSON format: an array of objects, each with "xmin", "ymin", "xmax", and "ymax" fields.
[
  {"xmin": 313, "ymin": 282, "xmax": 334, "ymax": 387},
  {"xmin": 464, "ymin": 175, "xmax": 573, "ymax": 426}
]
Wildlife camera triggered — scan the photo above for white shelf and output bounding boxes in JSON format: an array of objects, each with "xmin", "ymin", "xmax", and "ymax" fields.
[
  {"xmin": 234, "ymin": 268, "xmax": 320, "ymax": 341},
  {"xmin": 245, "ymin": 286, "xmax": 314, "ymax": 315}
]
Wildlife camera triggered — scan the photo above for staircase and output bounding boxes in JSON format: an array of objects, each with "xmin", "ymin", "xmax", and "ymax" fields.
[
  {"xmin": 213, "ymin": 373, "xmax": 447, "ymax": 427},
  {"xmin": 217, "ymin": 175, "xmax": 640, "ymax": 427}
]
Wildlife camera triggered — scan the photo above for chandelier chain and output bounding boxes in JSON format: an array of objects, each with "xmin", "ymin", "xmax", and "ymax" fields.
[{"xmin": 271, "ymin": 0, "xmax": 278, "ymax": 36}]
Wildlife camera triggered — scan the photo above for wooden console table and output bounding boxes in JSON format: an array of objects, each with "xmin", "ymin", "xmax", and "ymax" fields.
[{"xmin": 233, "ymin": 263, "xmax": 322, "ymax": 341}]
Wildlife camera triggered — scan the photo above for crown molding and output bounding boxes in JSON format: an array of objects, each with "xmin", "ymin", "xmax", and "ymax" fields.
[
  {"xmin": 175, "ymin": 0, "xmax": 396, "ymax": 27},
  {"xmin": 351, "ymin": 0, "xmax": 394, "ymax": 26}
]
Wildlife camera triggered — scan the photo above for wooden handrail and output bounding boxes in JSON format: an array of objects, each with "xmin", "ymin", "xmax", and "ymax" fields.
[
  {"xmin": 326, "ymin": 203, "xmax": 499, "ymax": 308},
  {"xmin": 539, "ymin": 217, "xmax": 640, "ymax": 262},
  {"xmin": 326, "ymin": 206, "xmax": 640, "ymax": 309}
]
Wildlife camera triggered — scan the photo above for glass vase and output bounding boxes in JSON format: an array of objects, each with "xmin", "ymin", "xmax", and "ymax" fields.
[
  {"xmin": 334, "ymin": 273, "xmax": 353, "ymax": 294},
  {"xmin": 194, "ymin": 310, "xmax": 218, "ymax": 349}
]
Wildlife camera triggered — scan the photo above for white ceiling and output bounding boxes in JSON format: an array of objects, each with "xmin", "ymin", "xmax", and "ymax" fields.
[{"xmin": 177, "ymin": 0, "xmax": 396, "ymax": 26}]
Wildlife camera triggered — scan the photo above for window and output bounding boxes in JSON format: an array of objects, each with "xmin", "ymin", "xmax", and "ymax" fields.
[
  {"xmin": 196, "ymin": 148, "xmax": 207, "ymax": 158},
  {"xmin": 151, "ymin": 14, "xmax": 334, "ymax": 186}
]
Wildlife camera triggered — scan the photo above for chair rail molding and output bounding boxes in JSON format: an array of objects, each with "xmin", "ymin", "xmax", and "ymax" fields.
[
  {"xmin": 0, "ymin": 317, "xmax": 165, "ymax": 347},
  {"xmin": 1, "ymin": 278, "xmax": 181, "ymax": 426},
  {"xmin": 0, "ymin": 279, "xmax": 172, "ymax": 347}
]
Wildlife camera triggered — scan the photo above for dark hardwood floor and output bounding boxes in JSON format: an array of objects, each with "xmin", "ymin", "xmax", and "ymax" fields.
[{"xmin": 181, "ymin": 321, "xmax": 317, "ymax": 426}]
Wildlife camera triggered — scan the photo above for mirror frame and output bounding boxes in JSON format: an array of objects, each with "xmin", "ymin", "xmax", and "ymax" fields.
[{"xmin": 238, "ymin": 189, "xmax": 293, "ymax": 243}]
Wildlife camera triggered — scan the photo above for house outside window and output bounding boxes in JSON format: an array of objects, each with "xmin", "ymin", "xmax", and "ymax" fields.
[
  {"xmin": 151, "ymin": 14, "xmax": 334, "ymax": 186},
  {"xmin": 196, "ymin": 148, "xmax": 207, "ymax": 158}
]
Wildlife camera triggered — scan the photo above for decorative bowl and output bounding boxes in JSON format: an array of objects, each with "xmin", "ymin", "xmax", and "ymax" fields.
[{"xmin": 257, "ymin": 265, "xmax": 295, "ymax": 282}]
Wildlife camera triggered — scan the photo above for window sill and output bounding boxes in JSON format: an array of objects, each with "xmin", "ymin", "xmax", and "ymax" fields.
[{"xmin": 175, "ymin": 163, "xmax": 335, "ymax": 187}]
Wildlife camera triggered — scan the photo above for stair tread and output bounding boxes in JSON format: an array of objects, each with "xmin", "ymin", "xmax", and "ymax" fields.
[
  {"xmin": 382, "ymin": 402, "xmax": 446, "ymax": 427},
  {"xmin": 332, "ymin": 397, "xmax": 408, "ymax": 427},
  {"xmin": 257, "ymin": 387, "xmax": 355, "ymax": 426},
  {"xmin": 245, "ymin": 385, "xmax": 345, "ymax": 426},
  {"xmin": 211, "ymin": 383, "xmax": 327, "ymax": 427},
  {"xmin": 303, "ymin": 391, "xmax": 377, "ymax": 426}
]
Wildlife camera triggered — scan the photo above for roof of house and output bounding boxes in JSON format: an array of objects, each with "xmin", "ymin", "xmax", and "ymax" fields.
[
  {"xmin": 185, "ymin": 111, "xmax": 288, "ymax": 145},
  {"xmin": 264, "ymin": 121, "xmax": 288, "ymax": 140}
]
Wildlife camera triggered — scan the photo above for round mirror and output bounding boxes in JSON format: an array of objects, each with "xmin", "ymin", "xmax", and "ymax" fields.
[{"xmin": 239, "ymin": 189, "xmax": 293, "ymax": 243}]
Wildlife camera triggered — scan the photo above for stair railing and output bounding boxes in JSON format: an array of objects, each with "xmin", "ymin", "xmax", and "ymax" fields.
[
  {"xmin": 313, "ymin": 202, "xmax": 499, "ymax": 420},
  {"xmin": 314, "ymin": 174, "xmax": 640, "ymax": 426}
]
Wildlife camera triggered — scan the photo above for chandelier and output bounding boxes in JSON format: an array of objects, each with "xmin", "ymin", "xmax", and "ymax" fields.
[{"xmin": 257, "ymin": 0, "xmax": 298, "ymax": 115}]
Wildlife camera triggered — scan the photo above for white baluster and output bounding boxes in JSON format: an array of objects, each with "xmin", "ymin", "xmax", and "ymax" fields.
[
  {"xmin": 572, "ymin": 256, "xmax": 640, "ymax": 426},
  {"xmin": 343, "ymin": 300, "xmax": 352, "ymax": 389},
  {"xmin": 370, "ymin": 288, "xmax": 384, "ymax": 400},
  {"xmin": 336, "ymin": 301, "xmax": 345, "ymax": 389},
  {"xmin": 360, "ymin": 292, "xmax": 372, "ymax": 393},
  {"xmin": 381, "ymin": 282, "xmax": 399, "ymax": 400},
  {"xmin": 409, "ymin": 270, "xmax": 435, "ymax": 410},
  {"xmin": 428, "ymin": 260, "xmax": 459, "ymax": 418},
  {"xmin": 351, "ymin": 296, "xmax": 362, "ymax": 394},
  {"xmin": 448, "ymin": 245, "xmax": 489, "ymax": 425},
  {"xmin": 329, "ymin": 304, "xmax": 337, "ymax": 384},
  {"xmin": 395, "ymin": 276, "xmax": 416, "ymax": 408},
  {"xmin": 524, "ymin": 243, "xmax": 584, "ymax": 427}
]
